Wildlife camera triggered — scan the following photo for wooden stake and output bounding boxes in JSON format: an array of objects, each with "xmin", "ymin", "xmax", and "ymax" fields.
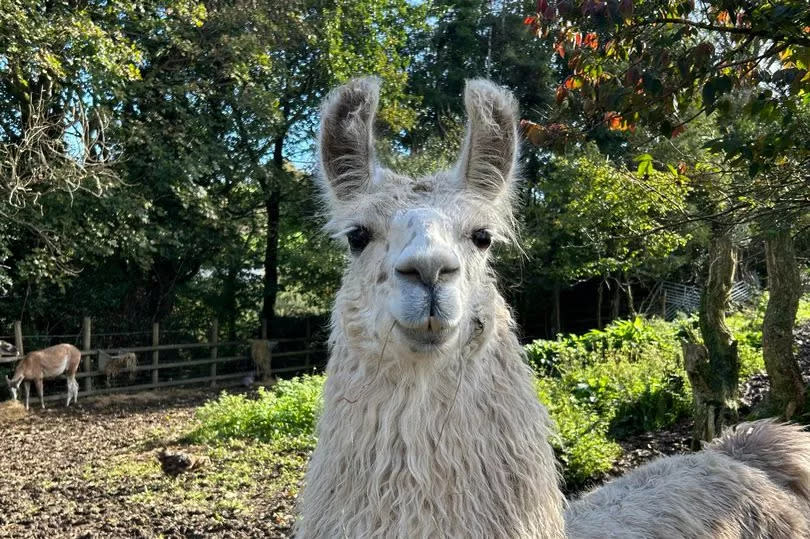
[
  {"xmin": 82, "ymin": 317, "xmax": 92, "ymax": 392},
  {"xmin": 152, "ymin": 323, "xmax": 160, "ymax": 387},
  {"xmin": 13, "ymin": 321, "xmax": 23, "ymax": 357},
  {"xmin": 210, "ymin": 320, "xmax": 218, "ymax": 387}
]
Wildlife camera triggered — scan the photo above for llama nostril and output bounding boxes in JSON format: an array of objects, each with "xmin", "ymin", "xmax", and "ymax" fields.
[
  {"xmin": 441, "ymin": 265, "xmax": 460, "ymax": 277},
  {"xmin": 395, "ymin": 250, "xmax": 461, "ymax": 287},
  {"xmin": 395, "ymin": 267, "xmax": 422, "ymax": 281}
]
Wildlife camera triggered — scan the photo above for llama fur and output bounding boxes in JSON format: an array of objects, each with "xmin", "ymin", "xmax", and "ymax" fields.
[
  {"xmin": 297, "ymin": 77, "xmax": 810, "ymax": 539},
  {"xmin": 102, "ymin": 352, "xmax": 137, "ymax": 386}
]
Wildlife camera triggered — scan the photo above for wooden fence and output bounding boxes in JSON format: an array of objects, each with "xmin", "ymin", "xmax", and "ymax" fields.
[{"xmin": 0, "ymin": 318, "xmax": 326, "ymax": 403}]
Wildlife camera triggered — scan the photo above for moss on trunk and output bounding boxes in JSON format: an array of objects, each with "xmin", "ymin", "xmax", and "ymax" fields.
[{"xmin": 762, "ymin": 227, "xmax": 804, "ymax": 418}]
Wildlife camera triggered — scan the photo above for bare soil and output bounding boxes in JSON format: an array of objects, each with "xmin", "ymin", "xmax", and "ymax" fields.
[{"xmin": 0, "ymin": 389, "xmax": 302, "ymax": 538}]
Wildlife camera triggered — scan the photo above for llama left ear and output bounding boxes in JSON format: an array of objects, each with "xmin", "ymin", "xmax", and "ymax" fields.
[{"xmin": 457, "ymin": 80, "xmax": 519, "ymax": 197}]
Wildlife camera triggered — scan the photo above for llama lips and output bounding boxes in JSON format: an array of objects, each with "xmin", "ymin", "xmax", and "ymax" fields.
[{"xmin": 395, "ymin": 321, "xmax": 457, "ymax": 348}]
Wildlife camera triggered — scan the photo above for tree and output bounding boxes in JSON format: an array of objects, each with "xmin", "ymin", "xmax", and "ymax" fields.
[{"xmin": 529, "ymin": 0, "xmax": 810, "ymax": 423}]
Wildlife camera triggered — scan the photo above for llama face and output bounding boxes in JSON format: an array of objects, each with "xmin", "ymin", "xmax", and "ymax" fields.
[{"xmin": 319, "ymin": 78, "xmax": 518, "ymax": 364}]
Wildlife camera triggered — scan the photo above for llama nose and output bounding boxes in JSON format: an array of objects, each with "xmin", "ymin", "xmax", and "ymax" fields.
[{"xmin": 395, "ymin": 249, "xmax": 460, "ymax": 287}]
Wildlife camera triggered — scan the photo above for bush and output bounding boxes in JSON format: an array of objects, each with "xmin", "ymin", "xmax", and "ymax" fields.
[
  {"xmin": 187, "ymin": 375, "xmax": 325, "ymax": 444},
  {"xmin": 528, "ymin": 316, "xmax": 691, "ymax": 489}
]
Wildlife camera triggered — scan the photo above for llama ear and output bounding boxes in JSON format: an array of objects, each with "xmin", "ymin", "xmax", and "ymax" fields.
[
  {"xmin": 319, "ymin": 77, "xmax": 380, "ymax": 202},
  {"xmin": 457, "ymin": 79, "xmax": 519, "ymax": 196}
]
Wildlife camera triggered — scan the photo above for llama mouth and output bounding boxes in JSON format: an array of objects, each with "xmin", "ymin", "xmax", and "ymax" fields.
[{"xmin": 395, "ymin": 322, "xmax": 457, "ymax": 348}]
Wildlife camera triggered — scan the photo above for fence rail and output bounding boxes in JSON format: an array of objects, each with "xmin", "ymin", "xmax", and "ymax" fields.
[
  {"xmin": 1, "ymin": 318, "xmax": 327, "ymax": 403},
  {"xmin": 641, "ymin": 278, "xmax": 760, "ymax": 321}
]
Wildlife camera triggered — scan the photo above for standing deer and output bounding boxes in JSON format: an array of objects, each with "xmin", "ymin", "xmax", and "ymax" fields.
[{"xmin": 5, "ymin": 344, "xmax": 81, "ymax": 410}]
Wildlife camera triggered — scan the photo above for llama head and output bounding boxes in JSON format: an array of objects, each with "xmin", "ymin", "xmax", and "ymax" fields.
[
  {"xmin": 319, "ymin": 77, "xmax": 519, "ymax": 368},
  {"xmin": 5, "ymin": 375, "xmax": 20, "ymax": 400}
]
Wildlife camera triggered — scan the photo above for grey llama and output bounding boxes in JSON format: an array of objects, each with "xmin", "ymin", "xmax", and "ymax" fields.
[{"xmin": 296, "ymin": 77, "xmax": 810, "ymax": 538}]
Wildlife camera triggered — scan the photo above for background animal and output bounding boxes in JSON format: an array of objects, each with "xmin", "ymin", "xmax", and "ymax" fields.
[
  {"xmin": 296, "ymin": 77, "xmax": 810, "ymax": 538},
  {"xmin": 0, "ymin": 340, "xmax": 17, "ymax": 357},
  {"xmin": 5, "ymin": 343, "xmax": 81, "ymax": 410},
  {"xmin": 101, "ymin": 352, "xmax": 137, "ymax": 387}
]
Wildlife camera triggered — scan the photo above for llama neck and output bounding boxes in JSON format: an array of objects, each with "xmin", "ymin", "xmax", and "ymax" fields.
[{"xmin": 299, "ymin": 308, "xmax": 566, "ymax": 538}]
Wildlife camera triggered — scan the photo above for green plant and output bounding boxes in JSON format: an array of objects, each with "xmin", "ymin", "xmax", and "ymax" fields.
[
  {"xmin": 187, "ymin": 375, "xmax": 325, "ymax": 444},
  {"xmin": 528, "ymin": 315, "xmax": 690, "ymax": 489}
]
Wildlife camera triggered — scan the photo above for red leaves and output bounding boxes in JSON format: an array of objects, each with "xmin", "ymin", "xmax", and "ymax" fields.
[
  {"xmin": 536, "ymin": 0, "xmax": 555, "ymax": 20},
  {"xmin": 583, "ymin": 32, "xmax": 598, "ymax": 50},
  {"xmin": 564, "ymin": 75, "xmax": 584, "ymax": 90},
  {"xmin": 603, "ymin": 112, "xmax": 634, "ymax": 132},
  {"xmin": 671, "ymin": 124, "xmax": 686, "ymax": 138},
  {"xmin": 521, "ymin": 120, "xmax": 576, "ymax": 149},
  {"xmin": 524, "ymin": 0, "xmax": 555, "ymax": 36}
]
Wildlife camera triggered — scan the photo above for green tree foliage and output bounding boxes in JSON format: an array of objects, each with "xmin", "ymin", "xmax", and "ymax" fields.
[{"xmin": 0, "ymin": 0, "xmax": 425, "ymax": 335}]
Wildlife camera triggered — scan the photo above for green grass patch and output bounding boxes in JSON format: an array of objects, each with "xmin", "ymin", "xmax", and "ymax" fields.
[{"xmin": 86, "ymin": 438, "xmax": 309, "ymax": 521}]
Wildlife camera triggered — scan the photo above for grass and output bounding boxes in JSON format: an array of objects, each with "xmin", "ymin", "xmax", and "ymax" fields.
[{"xmin": 86, "ymin": 437, "xmax": 309, "ymax": 522}]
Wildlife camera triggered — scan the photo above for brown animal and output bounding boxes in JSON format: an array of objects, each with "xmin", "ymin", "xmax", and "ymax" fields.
[
  {"xmin": 101, "ymin": 352, "xmax": 137, "ymax": 387},
  {"xmin": 248, "ymin": 339, "xmax": 273, "ymax": 382},
  {"xmin": 5, "ymin": 343, "xmax": 81, "ymax": 410},
  {"xmin": 156, "ymin": 448, "xmax": 209, "ymax": 476}
]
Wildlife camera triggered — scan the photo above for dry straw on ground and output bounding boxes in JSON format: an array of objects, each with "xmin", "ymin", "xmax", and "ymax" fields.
[{"xmin": 0, "ymin": 399, "xmax": 27, "ymax": 420}]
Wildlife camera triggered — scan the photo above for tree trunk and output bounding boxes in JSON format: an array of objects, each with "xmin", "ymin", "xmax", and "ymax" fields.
[
  {"xmin": 262, "ymin": 190, "xmax": 281, "ymax": 329},
  {"xmin": 223, "ymin": 265, "xmax": 238, "ymax": 342},
  {"xmin": 597, "ymin": 279, "xmax": 604, "ymax": 329},
  {"xmin": 762, "ymin": 227, "xmax": 804, "ymax": 418},
  {"xmin": 261, "ymin": 135, "xmax": 285, "ymax": 335},
  {"xmin": 610, "ymin": 275, "xmax": 621, "ymax": 319},
  {"xmin": 688, "ymin": 227, "xmax": 739, "ymax": 447},
  {"xmin": 551, "ymin": 283, "xmax": 561, "ymax": 336},
  {"xmin": 624, "ymin": 272, "xmax": 636, "ymax": 316}
]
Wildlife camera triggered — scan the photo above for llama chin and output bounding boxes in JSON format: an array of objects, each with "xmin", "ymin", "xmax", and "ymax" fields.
[{"xmin": 296, "ymin": 77, "xmax": 810, "ymax": 539}]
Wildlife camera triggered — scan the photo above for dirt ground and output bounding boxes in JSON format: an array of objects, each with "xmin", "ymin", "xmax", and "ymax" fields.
[{"xmin": 0, "ymin": 389, "xmax": 303, "ymax": 539}]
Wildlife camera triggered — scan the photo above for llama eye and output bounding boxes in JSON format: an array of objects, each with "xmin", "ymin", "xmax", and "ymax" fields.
[
  {"xmin": 471, "ymin": 229, "xmax": 492, "ymax": 249},
  {"xmin": 346, "ymin": 226, "xmax": 372, "ymax": 254}
]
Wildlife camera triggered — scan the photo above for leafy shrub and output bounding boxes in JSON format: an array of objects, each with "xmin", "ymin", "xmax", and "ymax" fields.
[
  {"xmin": 536, "ymin": 377, "xmax": 621, "ymax": 488},
  {"xmin": 529, "ymin": 316, "xmax": 690, "ymax": 489},
  {"xmin": 526, "ymin": 316, "xmax": 672, "ymax": 374},
  {"xmin": 187, "ymin": 375, "xmax": 325, "ymax": 444}
]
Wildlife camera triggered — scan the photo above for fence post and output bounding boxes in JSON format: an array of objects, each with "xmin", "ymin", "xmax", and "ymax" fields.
[
  {"xmin": 209, "ymin": 320, "xmax": 218, "ymax": 387},
  {"xmin": 152, "ymin": 322, "xmax": 159, "ymax": 387},
  {"xmin": 13, "ymin": 321, "xmax": 23, "ymax": 356},
  {"xmin": 82, "ymin": 317, "xmax": 92, "ymax": 393},
  {"xmin": 261, "ymin": 318, "xmax": 267, "ymax": 340}
]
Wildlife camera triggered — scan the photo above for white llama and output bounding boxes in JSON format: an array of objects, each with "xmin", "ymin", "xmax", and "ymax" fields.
[{"xmin": 296, "ymin": 77, "xmax": 810, "ymax": 538}]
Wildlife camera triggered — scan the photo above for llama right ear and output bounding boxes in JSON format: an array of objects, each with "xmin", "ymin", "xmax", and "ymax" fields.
[
  {"xmin": 319, "ymin": 77, "xmax": 380, "ymax": 202},
  {"xmin": 457, "ymin": 80, "xmax": 519, "ymax": 197}
]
